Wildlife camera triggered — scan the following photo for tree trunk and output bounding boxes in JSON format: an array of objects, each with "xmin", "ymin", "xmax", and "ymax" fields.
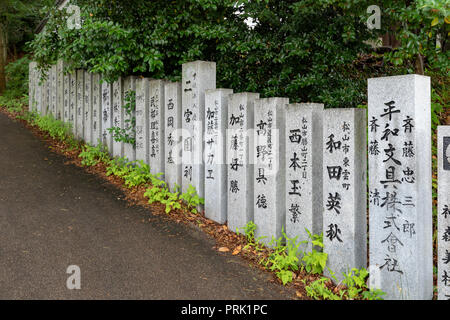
[{"xmin": 0, "ymin": 23, "xmax": 6, "ymax": 95}]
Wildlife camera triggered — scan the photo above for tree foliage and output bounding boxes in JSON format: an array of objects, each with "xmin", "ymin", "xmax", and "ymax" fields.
[{"xmin": 29, "ymin": 0, "xmax": 448, "ymax": 108}]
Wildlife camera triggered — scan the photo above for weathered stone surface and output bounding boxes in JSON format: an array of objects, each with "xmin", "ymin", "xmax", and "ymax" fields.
[
  {"xmin": 50, "ymin": 65, "xmax": 57, "ymax": 118},
  {"xmin": 123, "ymin": 76, "xmax": 136, "ymax": 162},
  {"xmin": 204, "ymin": 89, "xmax": 233, "ymax": 224},
  {"xmin": 28, "ymin": 62, "xmax": 35, "ymax": 112},
  {"xmin": 253, "ymin": 97, "xmax": 289, "ymax": 245},
  {"xmin": 368, "ymin": 75, "xmax": 432, "ymax": 300},
  {"xmin": 42, "ymin": 70, "xmax": 50, "ymax": 116},
  {"xmin": 227, "ymin": 92, "xmax": 259, "ymax": 233},
  {"xmin": 149, "ymin": 79, "xmax": 166, "ymax": 176},
  {"xmin": 323, "ymin": 108, "xmax": 367, "ymax": 283},
  {"xmin": 91, "ymin": 73, "xmax": 102, "ymax": 146},
  {"xmin": 76, "ymin": 69, "xmax": 84, "ymax": 140},
  {"xmin": 164, "ymin": 81, "xmax": 182, "ymax": 192},
  {"xmin": 181, "ymin": 61, "xmax": 216, "ymax": 202},
  {"xmin": 135, "ymin": 78, "xmax": 150, "ymax": 164},
  {"xmin": 438, "ymin": 126, "xmax": 450, "ymax": 300},
  {"xmin": 35, "ymin": 68, "xmax": 43, "ymax": 114},
  {"xmin": 63, "ymin": 70, "xmax": 71, "ymax": 124},
  {"xmin": 83, "ymin": 71, "xmax": 92, "ymax": 144},
  {"xmin": 112, "ymin": 78, "xmax": 124, "ymax": 158},
  {"xmin": 285, "ymin": 103, "xmax": 323, "ymax": 253},
  {"xmin": 101, "ymin": 80, "xmax": 113, "ymax": 154},
  {"xmin": 56, "ymin": 60, "xmax": 64, "ymax": 120},
  {"xmin": 69, "ymin": 71, "xmax": 77, "ymax": 133}
]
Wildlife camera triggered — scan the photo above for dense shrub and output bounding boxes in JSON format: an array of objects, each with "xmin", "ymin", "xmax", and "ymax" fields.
[{"xmin": 29, "ymin": 0, "xmax": 448, "ymax": 110}]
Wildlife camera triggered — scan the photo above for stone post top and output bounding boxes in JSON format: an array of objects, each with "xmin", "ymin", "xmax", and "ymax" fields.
[
  {"xmin": 324, "ymin": 107, "xmax": 366, "ymax": 113},
  {"xmin": 287, "ymin": 102, "xmax": 324, "ymax": 109},
  {"xmin": 255, "ymin": 97, "xmax": 290, "ymax": 103},
  {"xmin": 182, "ymin": 60, "xmax": 216, "ymax": 65},
  {"xmin": 229, "ymin": 92, "xmax": 260, "ymax": 97},
  {"xmin": 438, "ymin": 125, "xmax": 450, "ymax": 132},
  {"xmin": 368, "ymin": 74, "xmax": 430, "ymax": 83},
  {"xmin": 205, "ymin": 88, "xmax": 233, "ymax": 94}
]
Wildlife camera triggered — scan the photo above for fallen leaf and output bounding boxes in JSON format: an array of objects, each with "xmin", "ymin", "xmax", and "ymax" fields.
[
  {"xmin": 296, "ymin": 291, "xmax": 302, "ymax": 298},
  {"xmin": 218, "ymin": 247, "xmax": 230, "ymax": 252},
  {"xmin": 232, "ymin": 246, "xmax": 242, "ymax": 255}
]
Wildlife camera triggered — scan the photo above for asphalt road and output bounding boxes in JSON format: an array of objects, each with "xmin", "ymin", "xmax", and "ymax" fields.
[{"xmin": 0, "ymin": 112, "xmax": 293, "ymax": 300}]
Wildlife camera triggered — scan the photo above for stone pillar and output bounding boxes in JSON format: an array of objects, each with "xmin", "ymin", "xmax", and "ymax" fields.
[
  {"xmin": 124, "ymin": 76, "xmax": 136, "ymax": 162},
  {"xmin": 227, "ymin": 92, "xmax": 259, "ymax": 233},
  {"xmin": 112, "ymin": 77, "xmax": 124, "ymax": 158},
  {"xmin": 368, "ymin": 75, "xmax": 432, "ymax": 300},
  {"xmin": 136, "ymin": 78, "xmax": 150, "ymax": 164},
  {"xmin": 50, "ymin": 64, "xmax": 57, "ymax": 118},
  {"xmin": 149, "ymin": 79, "xmax": 166, "ymax": 176},
  {"xmin": 204, "ymin": 89, "xmax": 233, "ymax": 224},
  {"xmin": 83, "ymin": 71, "xmax": 92, "ymax": 144},
  {"xmin": 69, "ymin": 71, "xmax": 77, "ymax": 135},
  {"xmin": 56, "ymin": 60, "xmax": 64, "ymax": 120},
  {"xmin": 285, "ymin": 103, "xmax": 323, "ymax": 252},
  {"xmin": 91, "ymin": 73, "xmax": 102, "ymax": 146},
  {"xmin": 164, "ymin": 81, "xmax": 182, "ymax": 192},
  {"xmin": 63, "ymin": 69, "xmax": 70, "ymax": 124},
  {"xmin": 253, "ymin": 97, "xmax": 289, "ymax": 245},
  {"xmin": 42, "ymin": 70, "xmax": 49, "ymax": 116},
  {"xmin": 101, "ymin": 80, "xmax": 113, "ymax": 154},
  {"xmin": 322, "ymin": 108, "xmax": 367, "ymax": 282},
  {"xmin": 28, "ymin": 62, "xmax": 34, "ymax": 112},
  {"xmin": 76, "ymin": 69, "xmax": 84, "ymax": 140},
  {"xmin": 181, "ymin": 61, "xmax": 216, "ymax": 201},
  {"xmin": 438, "ymin": 126, "xmax": 450, "ymax": 300}
]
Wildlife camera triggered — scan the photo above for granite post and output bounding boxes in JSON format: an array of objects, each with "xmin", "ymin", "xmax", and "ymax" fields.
[
  {"xmin": 285, "ymin": 103, "xmax": 323, "ymax": 253},
  {"xmin": 438, "ymin": 126, "xmax": 450, "ymax": 300},
  {"xmin": 101, "ymin": 80, "xmax": 113, "ymax": 154},
  {"xmin": 83, "ymin": 71, "xmax": 92, "ymax": 144},
  {"xmin": 204, "ymin": 89, "xmax": 233, "ymax": 224},
  {"xmin": 135, "ymin": 78, "xmax": 150, "ymax": 164},
  {"xmin": 164, "ymin": 81, "xmax": 182, "ymax": 192},
  {"xmin": 181, "ymin": 61, "xmax": 216, "ymax": 201},
  {"xmin": 227, "ymin": 92, "xmax": 259, "ymax": 233},
  {"xmin": 91, "ymin": 73, "xmax": 102, "ymax": 146},
  {"xmin": 322, "ymin": 108, "xmax": 367, "ymax": 283},
  {"xmin": 253, "ymin": 98, "xmax": 289, "ymax": 245},
  {"xmin": 112, "ymin": 77, "xmax": 124, "ymax": 158},
  {"xmin": 368, "ymin": 75, "xmax": 432, "ymax": 300},
  {"xmin": 149, "ymin": 79, "xmax": 166, "ymax": 176},
  {"xmin": 124, "ymin": 76, "xmax": 136, "ymax": 162}
]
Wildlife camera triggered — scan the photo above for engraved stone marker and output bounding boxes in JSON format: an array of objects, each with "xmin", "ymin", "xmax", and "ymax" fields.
[
  {"xmin": 368, "ymin": 75, "xmax": 432, "ymax": 300},
  {"xmin": 181, "ymin": 61, "xmax": 216, "ymax": 200},
  {"xmin": 227, "ymin": 92, "xmax": 259, "ymax": 233},
  {"xmin": 112, "ymin": 77, "xmax": 124, "ymax": 158},
  {"xmin": 204, "ymin": 89, "xmax": 233, "ymax": 224},
  {"xmin": 50, "ymin": 64, "xmax": 57, "ymax": 117},
  {"xmin": 91, "ymin": 73, "xmax": 102, "ymax": 146},
  {"xmin": 149, "ymin": 79, "xmax": 166, "ymax": 176},
  {"xmin": 136, "ymin": 78, "xmax": 150, "ymax": 164},
  {"xmin": 56, "ymin": 60, "xmax": 64, "ymax": 120},
  {"xmin": 285, "ymin": 103, "xmax": 323, "ymax": 252},
  {"xmin": 438, "ymin": 126, "xmax": 450, "ymax": 300},
  {"xmin": 164, "ymin": 81, "xmax": 182, "ymax": 192},
  {"xmin": 323, "ymin": 108, "xmax": 367, "ymax": 282},
  {"xmin": 101, "ymin": 80, "xmax": 113, "ymax": 154},
  {"xmin": 83, "ymin": 71, "xmax": 92, "ymax": 144},
  {"xmin": 69, "ymin": 71, "xmax": 77, "ymax": 135},
  {"xmin": 124, "ymin": 76, "xmax": 136, "ymax": 162},
  {"xmin": 253, "ymin": 97, "xmax": 289, "ymax": 245},
  {"xmin": 76, "ymin": 69, "xmax": 84, "ymax": 140}
]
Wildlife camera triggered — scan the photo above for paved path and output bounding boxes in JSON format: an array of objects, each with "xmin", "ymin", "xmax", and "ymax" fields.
[{"xmin": 0, "ymin": 112, "xmax": 293, "ymax": 299}]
